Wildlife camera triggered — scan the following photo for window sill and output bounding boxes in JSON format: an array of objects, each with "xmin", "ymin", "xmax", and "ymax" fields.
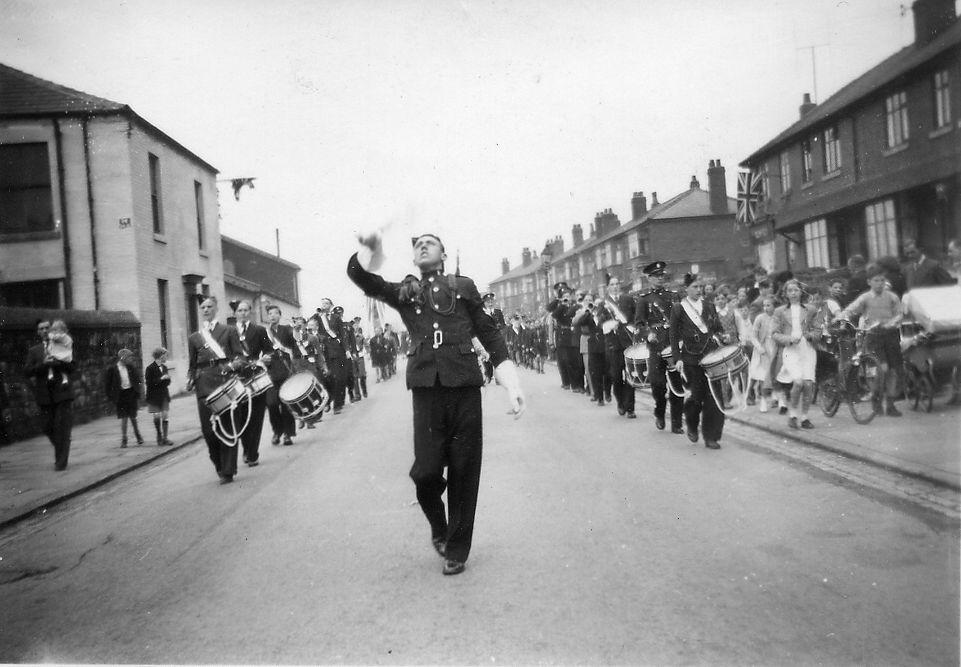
[
  {"xmin": 153, "ymin": 233, "xmax": 167, "ymax": 244},
  {"xmin": 801, "ymin": 180, "xmax": 815, "ymax": 190},
  {"xmin": 0, "ymin": 230, "xmax": 61, "ymax": 243},
  {"xmin": 821, "ymin": 170, "xmax": 842, "ymax": 182},
  {"xmin": 199, "ymin": 249, "xmax": 209, "ymax": 258},
  {"xmin": 929, "ymin": 125, "xmax": 952, "ymax": 140},
  {"xmin": 882, "ymin": 143, "xmax": 909, "ymax": 157}
]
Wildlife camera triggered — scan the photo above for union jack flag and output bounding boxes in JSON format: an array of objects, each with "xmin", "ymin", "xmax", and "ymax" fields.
[{"xmin": 736, "ymin": 170, "xmax": 762, "ymax": 227}]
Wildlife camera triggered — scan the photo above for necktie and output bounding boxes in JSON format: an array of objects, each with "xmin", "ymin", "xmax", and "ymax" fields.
[{"xmin": 242, "ymin": 323, "xmax": 248, "ymax": 336}]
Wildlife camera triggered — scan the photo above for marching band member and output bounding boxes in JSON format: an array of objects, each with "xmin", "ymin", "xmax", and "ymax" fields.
[
  {"xmin": 547, "ymin": 284, "xmax": 578, "ymax": 391},
  {"xmin": 670, "ymin": 273, "xmax": 726, "ymax": 449},
  {"xmin": 292, "ymin": 316, "xmax": 329, "ymax": 428},
  {"xmin": 317, "ymin": 298, "xmax": 350, "ymax": 413},
  {"xmin": 635, "ymin": 261, "xmax": 684, "ymax": 433},
  {"xmin": 264, "ymin": 304, "xmax": 298, "ymax": 445},
  {"xmin": 187, "ymin": 296, "xmax": 245, "ymax": 483},
  {"xmin": 597, "ymin": 276, "xmax": 637, "ymax": 418},
  {"xmin": 482, "ymin": 292, "xmax": 507, "ymax": 329},
  {"xmin": 347, "ymin": 230, "xmax": 524, "ymax": 576},
  {"xmin": 234, "ymin": 300, "xmax": 272, "ymax": 464}
]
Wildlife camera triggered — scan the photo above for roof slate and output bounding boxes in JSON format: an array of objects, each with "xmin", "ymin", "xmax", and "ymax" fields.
[
  {"xmin": 0, "ymin": 63, "xmax": 126, "ymax": 116},
  {"xmin": 741, "ymin": 18, "xmax": 961, "ymax": 165}
]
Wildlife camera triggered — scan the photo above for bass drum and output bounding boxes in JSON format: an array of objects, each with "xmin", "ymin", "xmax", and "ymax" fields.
[
  {"xmin": 623, "ymin": 343, "xmax": 649, "ymax": 387},
  {"xmin": 279, "ymin": 372, "xmax": 330, "ymax": 423}
]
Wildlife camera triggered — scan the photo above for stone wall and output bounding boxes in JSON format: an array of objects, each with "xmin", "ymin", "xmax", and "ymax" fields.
[{"xmin": 0, "ymin": 307, "xmax": 141, "ymax": 444}]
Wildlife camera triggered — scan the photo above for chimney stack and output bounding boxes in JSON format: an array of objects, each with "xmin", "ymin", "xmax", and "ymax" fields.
[
  {"xmin": 912, "ymin": 0, "xmax": 956, "ymax": 47},
  {"xmin": 522, "ymin": 247, "xmax": 532, "ymax": 267},
  {"xmin": 501, "ymin": 257, "xmax": 510, "ymax": 274},
  {"xmin": 651, "ymin": 192, "xmax": 659, "ymax": 206},
  {"xmin": 799, "ymin": 92, "xmax": 817, "ymax": 118},
  {"xmin": 707, "ymin": 159, "xmax": 727, "ymax": 215},
  {"xmin": 690, "ymin": 174, "xmax": 700, "ymax": 190},
  {"xmin": 631, "ymin": 192, "xmax": 648, "ymax": 219},
  {"xmin": 572, "ymin": 224, "xmax": 584, "ymax": 246}
]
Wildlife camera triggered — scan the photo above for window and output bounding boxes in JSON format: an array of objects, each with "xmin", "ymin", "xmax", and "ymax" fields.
[
  {"xmin": 628, "ymin": 232, "xmax": 639, "ymax": 257},
  {"xmin": 801, "ymin": 139, "xmax": 813, "ymax": 183},
  {"xmin": 184, "ymin": 285, "xmax": 199, "ymax": 334},
  {"xmin": 638, "ymin": 236, "xmax": 649, "ymax": 256},
  {"xmin": 804, "ymin": 219, "xmax": 829, "ymax": 268},
  {"xmin": 0, "ymin": 278, "xmax": 61, "ymax": 308},
  {"xmin": 595, "ymin": 247, "xmax": 603, "ymax": 269},
  {"xmin": 578, "ymin": 255, "xmax": 585, "ymax": 276},
  {"xmin": 934, "ymin": 70, "xmax": 951, "ymax": 129},
  {"xmin": 865, "ymin": 199, "xmax": 898, "ymax": 260},
  {"xmin": 885, "ymin": 91, "xmax": 909, "ymax": 147},
  {"xmin": 0, "ymin": 143, "xmax": 54, "ymax": 234},
  {"xmin": 760, "ymin": 161, "xmax": 770, "ymax": 200},
  {"xmin": 149, "ymin": 153, "xmax": 163, "ymax": 234},
  {"xmin": 194, "ymin": 181, "xmax": 205, "ymax": 250},
  {"xmin": 157, "ymin": 279, "xmax": 169, "ymax": 349},
  {"xmin": 779, "ymin": 150, "xmax": 791, "ymax": 193},
  {"xmin": 614, "ymin": 242, "xmax": 623, "ymax": 265},
  {"xmin": 823, "ymin": 126, "xmax": 841, "ymax": 173}
]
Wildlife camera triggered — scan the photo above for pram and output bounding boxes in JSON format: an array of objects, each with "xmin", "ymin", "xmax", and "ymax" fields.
[{"xmin": 900, "ymin": 285, "xmax": 961, "ymax": 412}]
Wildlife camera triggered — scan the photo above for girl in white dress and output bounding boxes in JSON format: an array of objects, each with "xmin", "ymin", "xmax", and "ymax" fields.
[
  {"xmin": 748, "ymin": 297, "xmax": 777, "ymax": 412},
  {"xmin": 773, "ymin": 280, "xmax": 818, "ymax": 429}
]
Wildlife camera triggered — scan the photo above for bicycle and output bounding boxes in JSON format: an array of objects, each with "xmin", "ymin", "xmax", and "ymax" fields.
[{"xmin": 817, "ymin": 319, "xmax": 882, "ymax": 424}]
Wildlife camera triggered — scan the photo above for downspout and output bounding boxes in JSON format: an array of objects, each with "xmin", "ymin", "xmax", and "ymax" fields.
[
  {"xmin": 82, "ymin": 118, "xmax": 100, "ymax": 309},
  {"xmin": 52, "ymin": 117, "xmax": 73, "ymax": 309}
]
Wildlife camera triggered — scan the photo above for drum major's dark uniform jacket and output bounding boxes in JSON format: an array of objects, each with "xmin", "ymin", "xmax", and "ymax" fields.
[
  {"xmin": 347, "ymin": 253, "xmax": 509, "ymax": 564},
  {"xmin": 596, "ymin": 293, "xmax": 638, "ymax": 415},
  {"xmin": 547, "ymin": 298, "xmax": 582, "ymax": 390},
  {"xmin": 187, "ymin": 322, "xmax": 244, "ymax": 477}
]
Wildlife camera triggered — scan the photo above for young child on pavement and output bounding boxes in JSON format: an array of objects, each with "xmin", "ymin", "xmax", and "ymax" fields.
[
  {"xmin": 749, "ymin": 297, "xmax": 777, "ymax": 412},
  {"xmin": 46, "ymin": 319, "xmax": 73, "ymax": 386}
]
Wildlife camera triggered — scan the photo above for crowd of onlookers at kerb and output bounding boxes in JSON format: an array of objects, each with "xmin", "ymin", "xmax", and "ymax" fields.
[{"xmin": 711, "ymin": 237, "xmax": 960, "ymax": 428}]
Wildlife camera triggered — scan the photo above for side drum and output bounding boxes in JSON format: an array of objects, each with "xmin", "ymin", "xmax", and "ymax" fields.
[
  {"xmin": 623, "ymin": 342, "xmax": 649, "ymax": 387},
  {"xmin": 243, "ymin": 367, "xmax": 273, "ymax": 397},
  {"xmin": 279, "ymin": 372, "xmax": 329, "ymax": 423},
  {"xmin": 204, "ymin": 378, "xmax": 246, "ymax": 417},
  {"xmin": 700, "ymin": 345, "xmax": 749, "ymax": 381}
]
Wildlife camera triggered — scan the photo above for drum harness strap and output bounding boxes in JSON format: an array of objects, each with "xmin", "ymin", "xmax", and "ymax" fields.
[{"xmin": 201, "ymin": 326, "xmax": 228, "ymax": 360}]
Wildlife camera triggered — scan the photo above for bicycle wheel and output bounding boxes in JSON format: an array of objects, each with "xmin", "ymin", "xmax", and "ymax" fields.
[
  {"xmin": 847, "ymin": 354, "xmax": 880, "ymax": 424},
  {"xmin": 818, "ymin": 374, "xmax": 840, "ymax": 417}
]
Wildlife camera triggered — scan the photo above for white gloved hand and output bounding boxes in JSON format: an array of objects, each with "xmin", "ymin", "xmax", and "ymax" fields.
[
  {"xmin": 356, "ymin": 228, "xmax": 385, "ymax": 272},
  {"xmin": 493, "ymin": 359, "xmax": 525, "ymax": 419}
]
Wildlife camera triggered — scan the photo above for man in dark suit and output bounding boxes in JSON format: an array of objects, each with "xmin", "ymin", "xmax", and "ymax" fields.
[
  {"xmin": 187, "ymin": 296, "xmax": 244, "ymax": 483},
  {"xmin": 24, "ymin": 319, "xmax": 75, "ymax": 470},
  {"xmin": 596, "ymin": 276, "xmax": 637, "ymax": 418},
  {"xmin": 636, "ymin": 261, "xmax": 685, "ymax": 433},
  {"xmin": 316, "ymin": 298, "xmax": 350, "ymax": 413},
  {"xmin": 903, "ymin": 238, "xmax": 956, "ymax": 289},
  {"xmin": 348, "ymin": 231, "xmax": 524, "ymax": 576},
  {"xmin": 482, "ymin": 292, "xmax": 506, "ymax": 330},
  {"xmin": 263, "ymin": 304, "xmax": 298, "ymax": 445},
  {"xmin": 234, "ymin": 299, "xmax": 272, "ymax": 463},
  {"xmin": 670, "ymin": 273, "xmax": 726, "ymax": 450}
]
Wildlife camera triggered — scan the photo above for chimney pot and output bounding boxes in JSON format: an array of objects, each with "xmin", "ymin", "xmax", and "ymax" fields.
[
  {"xmin": 651, "ymin": 192, "xmax": 659, "ymax": 206},
  {"xmin": 690, "ymin": 175, "xmax": 700, "ymax": 190},
  {"xmin": 799, "ymin": 92, "xmax": 817, "ymax": 119}
]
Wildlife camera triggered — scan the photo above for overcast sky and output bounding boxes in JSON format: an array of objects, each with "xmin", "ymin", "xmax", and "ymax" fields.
[{"xmin": 1, "ymin": 0, "xmax": 944, "ymax": 320}]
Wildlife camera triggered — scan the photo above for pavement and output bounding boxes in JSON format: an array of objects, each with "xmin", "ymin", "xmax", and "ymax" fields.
[{"xmin": 1, "ymin": 373, "xmax": 959, "ymax": 531}]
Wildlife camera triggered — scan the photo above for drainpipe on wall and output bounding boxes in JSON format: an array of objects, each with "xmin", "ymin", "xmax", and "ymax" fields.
[
  {"xmin": 52, "ymin": 118, "xmax": 73, "ymax": 309},
  {"xmin": 82, "ymin": 118, "xmax": 100, "ymax": 309}
]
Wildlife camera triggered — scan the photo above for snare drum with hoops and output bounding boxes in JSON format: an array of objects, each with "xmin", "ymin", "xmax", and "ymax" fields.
[
  {"xmin": 700, "ymin": 345, "xmax": 749, "ymax": 381},
  {"xmin": 242, "ymin": 367, "xmax": 273, "ymax": 397},
  {"xmin": 204, "ymin": 377, "xmax": 246, "ymax": 417},
  {"xmin": 279, "ymin": 372, "xmax": 330, "ymax": 423},
  {"xmin": 623, "ymin": 343, "xmax": 649, "ymax": 387}
]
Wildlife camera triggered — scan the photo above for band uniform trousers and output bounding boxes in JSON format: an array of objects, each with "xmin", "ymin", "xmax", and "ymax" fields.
[
  {"xmin": 684, "ymin": 362, "xmax": 725, "ymax": 442},
  {"xmin": 266, "ymin": 383, "xmax": 296, "ymax": 437},
  {"xmin": 326, "ymin": 357, "xmax": 349, "ymax": 409},
  {"xmin": 588, "ymin": 351, "xmax": 606, "ymax": 401},
  {"xmin": 197, "ymin": 395, "xmax": 239, "ymax": 477},
  {"xmin": 41, "ymin": 400, "xmax": 73, "ymax": 469},
  {"xmin": 410, "ymin": 384, "xmax": 483, "ymax": 564},
  {"xmin": 647, "ymin": 351, "xmax": 684, "ymax": 429},
  {"xmin": 240, "ymin": 392, "xmax": 268, "ymax": 462},
  {"xmin": 606, "ymin": 350, "xmax": 635, "ymax": 413}
]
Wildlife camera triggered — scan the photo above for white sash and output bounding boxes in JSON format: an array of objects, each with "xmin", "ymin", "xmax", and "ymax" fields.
[
  {"xmin": 321, "ymin": 314, "xmax": 339, "ymax": 339},
  {"xmin": 267, "ymin": 326, "xmax": 294, "ymax": 357},
  {"xmin": 201, "ymin": 325, "xmax": 228, "ymax": 359},
  {"xmin": 681, "ymin": 298, "xmax": 708, "ymax": 334}
]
